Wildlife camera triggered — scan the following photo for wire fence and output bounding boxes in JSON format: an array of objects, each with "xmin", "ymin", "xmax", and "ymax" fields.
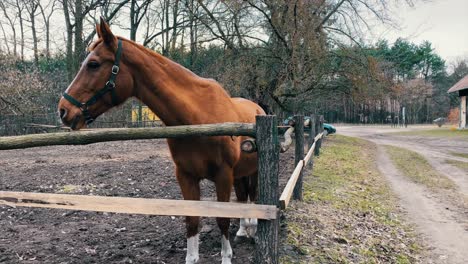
[{"xmin": 0, "ymin": 102, "xmax": 162, "ymax": 136}]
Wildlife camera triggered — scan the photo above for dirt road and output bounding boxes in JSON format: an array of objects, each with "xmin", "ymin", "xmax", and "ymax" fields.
[{"xmin": 338, "ymin": 125, "xmax": 468, "ymax": 264}]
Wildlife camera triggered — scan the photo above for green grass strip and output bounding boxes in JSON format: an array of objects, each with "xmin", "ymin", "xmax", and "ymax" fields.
[
  {"xmin": 280, "ymin": 135, "xmax": 420, "ymax": 264},
  {"xmin": 385, "ymin": 145, "xmax": 456, "ymax": 190}
]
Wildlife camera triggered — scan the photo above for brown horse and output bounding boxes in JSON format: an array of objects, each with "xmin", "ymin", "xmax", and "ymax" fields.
[{"xmin": 57, "ymin": 18, "xmax": 265, "ymax": 264}]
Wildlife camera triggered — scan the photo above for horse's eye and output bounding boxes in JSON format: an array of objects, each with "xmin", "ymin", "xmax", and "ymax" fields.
[{"xmin": 87, "ymin": 61, "xmax": 100, "ymax": 69}]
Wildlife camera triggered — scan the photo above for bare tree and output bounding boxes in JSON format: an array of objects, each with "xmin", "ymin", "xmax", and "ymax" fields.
[
  {"xmin": 60, "ymin": 0, "xmax": 128, "ymax": 80},
  {"xmin": 128, "ymin": 0, "xmax": 153, "ymax": 41},
  {"xmin": 38, "ymin": 0, "xmax": 58, "ymax": 59},
  {"xmin": 24, "ymin": 0, "xmax": 41, "ymax": 65},
  {"xmin": 0, "ymin": 1, "xmax": 18, "ymax": 56}
]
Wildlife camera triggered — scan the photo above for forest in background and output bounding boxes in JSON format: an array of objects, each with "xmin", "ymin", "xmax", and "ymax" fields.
[{"xmin": 1, "ymin": 0, "xmax": 467, "ymax": 135}]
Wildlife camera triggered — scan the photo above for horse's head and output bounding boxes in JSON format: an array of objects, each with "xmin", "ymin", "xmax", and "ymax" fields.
[{"xmin": 58, "ymin": 18, "xmax": 134, "ymax": 130}]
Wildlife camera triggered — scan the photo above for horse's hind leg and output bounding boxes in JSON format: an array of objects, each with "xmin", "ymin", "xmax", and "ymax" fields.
[
  {"xmin": 234, "ymin": 177, "xmax": 249, "ymax": 238},
  {"xmin": 234, "ymin": 173, "xmax": 258, "ymax": 239},
  {"xmin": 215, "ymin": 167, "xmax": 234, "ymax": 264},
  {"xmin": 247, "ymin": 172, "xmax": 258, "ymax": 237},
  {"xmin": 177, "ymin": 169, "xmax": 201, "ymax": 264}
]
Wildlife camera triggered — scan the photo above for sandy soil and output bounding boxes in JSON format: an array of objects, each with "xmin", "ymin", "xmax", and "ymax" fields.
[
  {"xmin": 0, "ymin": 139, "xmax": 295, "ymax": 264},
  {"xmin": 338, "ymin": 125, "xmax": 468, "ymax": 264}
]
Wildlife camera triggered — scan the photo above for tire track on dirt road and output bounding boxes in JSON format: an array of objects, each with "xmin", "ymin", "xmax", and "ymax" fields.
[
  {"xmin": 365, "ymin": 135, "xmax": 468, "ymax": 195},
  {"xmin": 376, "ymin": 146, "xmax": 468, "ymax": 264},
  {"xmin": 337, "ymin": 126, "xmax": 468, "ymax": 263},
  {"xmin": 337, "ymin": 126, "xmax": 468, "ymax": 194}
]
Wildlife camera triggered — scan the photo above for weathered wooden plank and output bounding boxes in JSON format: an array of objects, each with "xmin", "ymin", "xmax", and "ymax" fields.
[
  {"xmin": 254, "ymin": 115, "xmax": 280, "ymax": 264},
  {"xmin": 0, "ymin": 191, "xmax": 277, "ymax": 220},
  {"xmin": 279, "ymin": 160, "xmax": 304, "ymax": 209},
  {"xmin": 0, "ymin": 123, "xmax": 256, "ymax": 150},
  {"xmin": 304, "ymin": 142, "xmax": 316, "ymax": 166},
  {"xmin": 293, "ymin": 115, "xmax": 304, "ymax": 201},
  {"xmin": 314, "ymin": 132, "xmax": 323, "ymax": 142},
  {"xmin": 280, "ymin": 126, "xmax": 294, "ymax": 153}
]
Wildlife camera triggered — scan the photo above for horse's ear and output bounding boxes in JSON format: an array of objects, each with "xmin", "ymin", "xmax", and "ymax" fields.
[
  {"xmin": 96, "ymin": 22, "xmax": 102, "ymax": 39},
  {"xmin": 99, "ymin": 17, "xmax": 116, "ymax": 47}
]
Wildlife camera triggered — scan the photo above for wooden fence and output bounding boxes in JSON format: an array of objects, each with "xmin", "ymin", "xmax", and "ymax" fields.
[{"xmin": 0, "ymin": 114, "xmax": 325, "ymax": 263}]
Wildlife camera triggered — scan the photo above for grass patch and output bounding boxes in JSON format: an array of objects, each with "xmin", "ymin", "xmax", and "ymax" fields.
[
  {"xmin": 446, "ymin": 159, "xmax": 468, "ymax": 171},
  {"xmin": 385, "ymin": 146, "xmax": 456, "ymax": 190},
  {"xmin": 280, "ymin": 135, "xmax": 421, "ymax": 263},
  {"xmin": 57, "ymin": 184, "xmax": 96, "ymax": 193},
  {"xmin": 391, "ymin": 128, "xmax": 468, "ymax": 139},
  {"xmin": 449, "ymin": 152, "xmax": 468, "ymax": 159}
]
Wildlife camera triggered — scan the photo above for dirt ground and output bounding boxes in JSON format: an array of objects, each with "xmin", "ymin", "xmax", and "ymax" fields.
[
  {"xmin": 337, "ymin": 125, "xmax": 468, "ymax": 264},
  {"xmin": 0, "ymin": 139, "xmax": 296, "ymax": 264}
]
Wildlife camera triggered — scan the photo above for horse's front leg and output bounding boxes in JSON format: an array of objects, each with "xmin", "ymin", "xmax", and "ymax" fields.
[
  {"xmin": 177, "ymin": 168, "xmax": 201, "ymax": 264},
  {"xmin": 215, "ymin": 166, "xmax": 234, "ymax": 264}
]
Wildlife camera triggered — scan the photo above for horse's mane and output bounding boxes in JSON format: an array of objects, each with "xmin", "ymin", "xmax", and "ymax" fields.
[{"xmin": 88, "ymin": 36, "xmax": 230, "ymax": 96}]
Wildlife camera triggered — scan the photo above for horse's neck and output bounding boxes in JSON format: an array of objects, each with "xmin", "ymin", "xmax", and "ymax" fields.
[{"xmin": 127, "ymin": 44, "xmax": 229, "ymax": 126}]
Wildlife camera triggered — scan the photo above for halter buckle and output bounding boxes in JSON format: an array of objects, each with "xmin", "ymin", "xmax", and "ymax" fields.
[
  {"xmin": 111, "ymin": 65, "xmax": 120, "ymax": 74},
  {"xmin": 79, "ymin": 103, "xmax": 88, "ymax": 111},
  {"xmin": 106, "ymin": 81, "xmax": 116, "ymax": 88}
]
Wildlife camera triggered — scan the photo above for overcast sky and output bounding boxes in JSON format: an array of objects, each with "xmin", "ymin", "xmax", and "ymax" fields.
[{"xmin": 367, "ymin": 0, "xmax": 468, "ymax": 65}]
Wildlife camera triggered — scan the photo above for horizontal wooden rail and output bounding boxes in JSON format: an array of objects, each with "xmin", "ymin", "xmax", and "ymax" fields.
[
  {"xmin": 279, "ymin": 160, "xmax": 304, "ymax": 209},
  {"xmin": 0, "ymin": 191, "xmax": 277, "ymax": 220},
  {"xmin": 280, "ymin": 131, "xmax": 326, "ymax": 209},
  {"xmin": 304, "ymin": 142, "xmax": 316, "ymax": 166},
  {"xmin": 0, "ymin": 123, "xmax": 256, "ymax": 150},
  {"xmin": 314, "ymin": 132, "xmax": 323, "ymax": 142}
]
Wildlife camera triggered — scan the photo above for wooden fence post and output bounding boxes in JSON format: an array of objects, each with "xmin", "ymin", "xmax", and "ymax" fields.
[
  {"xmin": 308, "ymin": 114, "xmax": 316, "ymax": 149},
  {"xmin": 314, "ymin": 115, "xmax": 321, "ymax": 156},
  {"xmin": 255, "ymin": 115, "xmax": 279, "ymax": 264},
  {"xmin": 292, "ymin": 115, "xmax": 304, "ymax": 201},
  {"xmin": 317, "ymin": 115, "xmax": 324, "ymax": 155}
]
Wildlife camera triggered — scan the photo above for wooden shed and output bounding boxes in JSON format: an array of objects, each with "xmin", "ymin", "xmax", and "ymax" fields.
[{"xmin": 448, "ymin": 75, "xmax": 468, "ymax": 129}]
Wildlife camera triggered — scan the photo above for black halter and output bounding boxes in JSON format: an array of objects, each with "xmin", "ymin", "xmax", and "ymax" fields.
[{"xmin": 63, "ymin": 39, "xmax": 123, "ymax": 125}]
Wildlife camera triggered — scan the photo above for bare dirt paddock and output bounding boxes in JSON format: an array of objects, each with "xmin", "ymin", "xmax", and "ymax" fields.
[{"xmin": 0, "ymin": 139, "xmax": 294, "ymax": 264}]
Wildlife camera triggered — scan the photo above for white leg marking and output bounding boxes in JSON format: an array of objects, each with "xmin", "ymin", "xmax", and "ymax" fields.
[
  {"xmin": 248, "ymin": 218, "xmax": 258, "ymax": 237},
  {"xmin": 236, "ymin": 218, "xmax": 248, "ymax": 237},
  {"xmin": 221, "ymin": 235, "xmax": 233, "ymax": 264},
  {"xmin": 185, "ymin": 234, "xmax": 199, "ymax": 264}
]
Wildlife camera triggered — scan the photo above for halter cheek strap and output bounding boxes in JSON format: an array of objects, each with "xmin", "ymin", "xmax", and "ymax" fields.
[{"xmin": 63, "ymin": 39, "xmax": 123, "ymax": 125}]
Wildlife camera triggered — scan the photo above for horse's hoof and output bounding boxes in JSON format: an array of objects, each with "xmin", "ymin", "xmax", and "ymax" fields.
[
  {"xmin": 185, "ymin": 256, "xmax": 199, "ymax": 264},
  {"xmin": 248, "ymin": 226, "xmax": 257, "ymax": 238},
  {"xmin": 222, "ymin": 258, "xmax": 232, "ymax": 264}
]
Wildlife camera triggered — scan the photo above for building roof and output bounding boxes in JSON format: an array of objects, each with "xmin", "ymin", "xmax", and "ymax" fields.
[{"xmin": 448, "ymin": 74, "xmax": 468, "ymax": 93}]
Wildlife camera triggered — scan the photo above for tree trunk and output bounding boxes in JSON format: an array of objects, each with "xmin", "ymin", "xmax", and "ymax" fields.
[
  {"xmin": 16, "ymin": 0, "xmax": 25, "ymax": 61},
  {"xmin": 164, "ymin": 0, "xmax": 170, "ymax": 56},
  {"xmin": 73, "ymin": 0, "xmax": 85, "ymax": 74},
  {"xmin": 62, "ymin": 0, "xmax": 74, "ymax": 81},
  {"xmin": 170, "ymin": 0, "xmax": 179, "ymax": 52},
  {"xmin": 188, "ymin": 0, "xmax": 196, "ymax": 67},
  {"xmin": 30, "ymin": 4, "xmax": 39, "ymax": 65},
  {"xmin": 130, "ymin": 0, "xmax": 137, "ymax": 41}
]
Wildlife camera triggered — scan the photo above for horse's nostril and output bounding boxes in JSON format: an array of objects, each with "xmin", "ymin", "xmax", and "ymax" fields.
[{"xmin": 59, "ymin": 108, "xmax": 67, "ymax": 119}]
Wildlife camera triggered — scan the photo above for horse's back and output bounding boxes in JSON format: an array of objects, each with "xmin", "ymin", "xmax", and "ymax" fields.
[{"xmin": 230, "ymin": 98, "xmax": 266, "ymax": 122}]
